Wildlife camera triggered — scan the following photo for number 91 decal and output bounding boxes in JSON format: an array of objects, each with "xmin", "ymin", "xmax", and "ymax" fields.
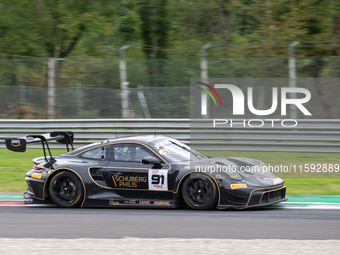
[{"xmin": 148, "ymin": 169, "xmax": 168, "ymax": 191}]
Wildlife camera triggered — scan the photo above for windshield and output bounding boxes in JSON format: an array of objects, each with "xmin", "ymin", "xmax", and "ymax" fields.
[{"xmin": 152, "ymin": 139, "xmax": 206, "ymax": 162}]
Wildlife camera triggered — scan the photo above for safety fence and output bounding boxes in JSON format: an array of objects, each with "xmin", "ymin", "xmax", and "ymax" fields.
[
  {"xmin": 0, "ymin": 119, "xmax": 339, "ymax": 152},
  {"xmin": 2, "ymin": 79, "xmax": 340, "ymax": 120},
  {"xmin": 1, "ymin": 56, "xmax": 340, "ymax": 88},
  {"xmin": 1, "ymin": 56, "xmax": 340, "ymax": 119}
]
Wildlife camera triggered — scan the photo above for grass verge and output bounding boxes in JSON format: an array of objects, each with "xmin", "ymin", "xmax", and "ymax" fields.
[
  {"xmin": 0, "ymin": 148, "xmax": 65, "ymax": 193},
  {"xmin": 0, "ymin": 149, "xmax": 339, "ymax": 195}
]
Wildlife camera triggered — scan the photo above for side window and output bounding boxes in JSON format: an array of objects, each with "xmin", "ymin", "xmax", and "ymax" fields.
[
  {"xmin": 113, "ymin": 146, "xmax": 132, "ymax": 161},
  {"xmin": 134, "ymin": 146, "xmax": 155, "ymax": 162},
  {"xmin": 113, "ymin": 144, "xmax": 159, "ymax": 163},
  {"xmin": 81, "ymin": 147, "xmax": 106, "ymax": 160}
]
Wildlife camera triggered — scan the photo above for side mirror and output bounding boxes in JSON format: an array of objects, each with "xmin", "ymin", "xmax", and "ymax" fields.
[{"xmin": 142, "ymin": 156, "xmax": 160, "ymax": 165}]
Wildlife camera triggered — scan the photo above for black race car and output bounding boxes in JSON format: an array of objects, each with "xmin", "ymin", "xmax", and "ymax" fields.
[{"xmin": 6, "ymin": 132, "xmax": 287, "ymax": 209}]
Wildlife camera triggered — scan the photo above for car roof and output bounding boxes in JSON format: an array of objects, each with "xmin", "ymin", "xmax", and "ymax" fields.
[
  {"xmin": 62, "ymin": 135, "xmax": 170, "ymax": 156},
  {"xmin": 106, "ymin": 135, "xmax": 168, "ymax": 144}
]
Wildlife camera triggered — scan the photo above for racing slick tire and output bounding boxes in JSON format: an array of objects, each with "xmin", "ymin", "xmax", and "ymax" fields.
[
  {"xmin": 181, "ymin": 173, "xmax": 218, "ymax": 210},
  {"xmin": 49, "ymin": 170, "xmax": 84, "ymax": 208}
]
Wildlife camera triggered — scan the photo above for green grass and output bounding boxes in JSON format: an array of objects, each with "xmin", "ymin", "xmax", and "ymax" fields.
[
  {"xmin": 0, "ymin": 149, "xmax": 339, "ymax": 195},
  {"xmin": 0, "ymin": 148, "xmax": 65, "ymax": 193},
  {"xmin": 284, "ymin": 178, "xmax": 340, "ymax": 196}
]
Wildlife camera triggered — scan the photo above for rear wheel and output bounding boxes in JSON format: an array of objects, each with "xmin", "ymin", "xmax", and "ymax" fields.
[
  {"xmin": 181, "ymin": 173, "xmax": 218, "ymax": 210},
  {"xmin": 49, "ymin": 171, "xmax": 84, "ymax": 208}
]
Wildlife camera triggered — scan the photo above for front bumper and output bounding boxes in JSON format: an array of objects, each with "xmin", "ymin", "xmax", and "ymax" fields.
[{"xmin": 218, "ymin": 185, "xmax": 287, "ymax": 209}]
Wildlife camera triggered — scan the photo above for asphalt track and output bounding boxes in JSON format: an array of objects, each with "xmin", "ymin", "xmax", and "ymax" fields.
[{"xmin": 1, "ymin": 206, "xmax": 339, "ymax": 240}]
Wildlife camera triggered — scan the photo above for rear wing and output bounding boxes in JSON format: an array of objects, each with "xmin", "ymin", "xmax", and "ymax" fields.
[{"xmin": 6, "ymin": 131, "xmax": 74, "ymax": 161}]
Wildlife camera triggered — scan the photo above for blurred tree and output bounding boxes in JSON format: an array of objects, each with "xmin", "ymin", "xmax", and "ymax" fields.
[
  {"xmin": 0, "ymin": 0, "xmax": 340, "ymax": 89},
  {"xmin": 117, "ymin": 12, "xmax": 138, "ymax": 43},
  {"xmin": 138, "ymin": 0, "xmax": 170, "ymax": 86},
  {"xmin": 239, "ymin": 0, "xmax": 340, "ymax": 117},
  {"xmin": 154, "ymin": 0, "xmax": 168, "ymax": 60},
  {"xmin": 234, "ymin": 0, "xmax": 340, "ymax": 57},
  {"xmin": 0, "ymin": 0, "xmax": 115, "ymax": 86},
  {"xmin": 138, "ymin": 0, "xmax": 169, "ymax": 59},
  {"xmin": 139, "ymin": 0, "xmax": 152, "ymax": 59}
]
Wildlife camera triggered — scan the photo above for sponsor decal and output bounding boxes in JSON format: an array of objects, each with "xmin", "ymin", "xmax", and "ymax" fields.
[
  {"xmin": 154, "ymin": 139, "xmax": 172, "ymax": 155},
  {"xmin": 153, "ymin": 201, "xmax": 170, "ymax": 205},
  {"xmin": 5, "ymin": 138, "xmax": 26, "ymax": 152},
  {"xmin": 31, "ymin": 173, "xmax": 42, "ymax": 179},
  {"xmin": 230, "ymin": 183, "xmax": 247, "ymax": 189},
  {"xmin": 112, "ymin": 175, "xmax": 147, "ymax": 188},
  {"xmin": 273, "ymin": 178, "xmax": 283, "ymax": 185},
  {"xmin": 216, "ymin": 174, "xmax": 225, "ymax": 179},
  {"xmin": 11, "ymin": 139, "xmax": 21, "ymax": 147},
  {"xmin": 154, "ymin": 139, "xmax": 171, "ymax": 150},
  {"xmin": 139, "ymin": 201, "xmax": 151, "ymax": 205},
  {"xmin": 124, "ymin": 200, "xmax": 136, "ymax": 204},
  {"xmin": 109, "ymin": 199, "xmax": 119, "ymax": 205}
]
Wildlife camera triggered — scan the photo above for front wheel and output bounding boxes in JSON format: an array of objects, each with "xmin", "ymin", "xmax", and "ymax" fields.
[
  {"xmin": 181, "ymin": 173, "xmax": 218, "ymax": 210},
  {"xmin": 49, "ymin": 171, "xmax": 84, "ymax": 208}
]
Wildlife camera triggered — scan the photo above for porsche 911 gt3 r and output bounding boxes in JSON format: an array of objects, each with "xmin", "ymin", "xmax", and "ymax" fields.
[{"xmin": 6, "ymin": 132, "xmax": 287, "ymax": 209}]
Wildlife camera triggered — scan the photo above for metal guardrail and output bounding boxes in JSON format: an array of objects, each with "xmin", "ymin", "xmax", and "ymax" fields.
[{"xmin": 0, "ymin": 119, "xmax": 339, "ymax": 152}]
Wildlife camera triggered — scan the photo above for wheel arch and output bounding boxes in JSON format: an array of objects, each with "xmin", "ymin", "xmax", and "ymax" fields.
[
  {"xmin": 45, "ymin": 168, "xmax": 86, "ymax": 207},
  {"xmin": 176, "ymin": 171, "xmax": 221, "ymax": 207}
]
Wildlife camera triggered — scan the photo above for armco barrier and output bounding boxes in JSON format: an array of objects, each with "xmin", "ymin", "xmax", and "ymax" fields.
[{"xmin": 0, "ymin": 119, "xmax": 339, "ymax": 152}]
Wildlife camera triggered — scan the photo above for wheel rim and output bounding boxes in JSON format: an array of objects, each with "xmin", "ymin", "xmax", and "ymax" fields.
[
  {"xmin": 186, "ymin": 178, "xmax": 213, "ymax": 206},
  {"xmin": 52, "ymin": 176, "xmax": 77, "ymax": 203}
]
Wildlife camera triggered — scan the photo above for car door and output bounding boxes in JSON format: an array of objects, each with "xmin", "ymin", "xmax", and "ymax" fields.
[
  {"xmin": 103, "ymin": 143, "xmax": 174, "ymax": 200},
  {"xmin": 82, "ymin": 145, "xmax": 113, "ymax": 189}
]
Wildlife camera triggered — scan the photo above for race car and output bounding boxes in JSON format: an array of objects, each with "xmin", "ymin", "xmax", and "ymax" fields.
[{"xmin": 6, "ymin": 132, "xmax": 287, "ymax": 209}]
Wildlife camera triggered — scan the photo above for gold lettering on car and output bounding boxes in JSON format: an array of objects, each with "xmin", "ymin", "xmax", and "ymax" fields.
[
  {"xmin": 139, "ymin": 201, "xmax": 150, "ymax": 205},
  {"xmin": 112, "ymin": 176, "xmax": 147, "ymax": 188},
  {"xmin": 109, "ymin": 199, "xmax": 119, "ymax": 205},
  {"xmin": 153, "ymin": 201, "xmax": 170, "ymax": 205},
  {"xmin": 124, "ymin": 200, "xmax": 136, "ymax": 204}
]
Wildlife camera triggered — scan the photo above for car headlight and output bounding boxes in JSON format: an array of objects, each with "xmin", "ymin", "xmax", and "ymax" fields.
[
  {"xmin": 225, "ymin": 170, "xmax": 242, "ymax": 181},
  {"xmin": 213, "ymin": 163, "xmax": 242, "ymax": 181}
]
